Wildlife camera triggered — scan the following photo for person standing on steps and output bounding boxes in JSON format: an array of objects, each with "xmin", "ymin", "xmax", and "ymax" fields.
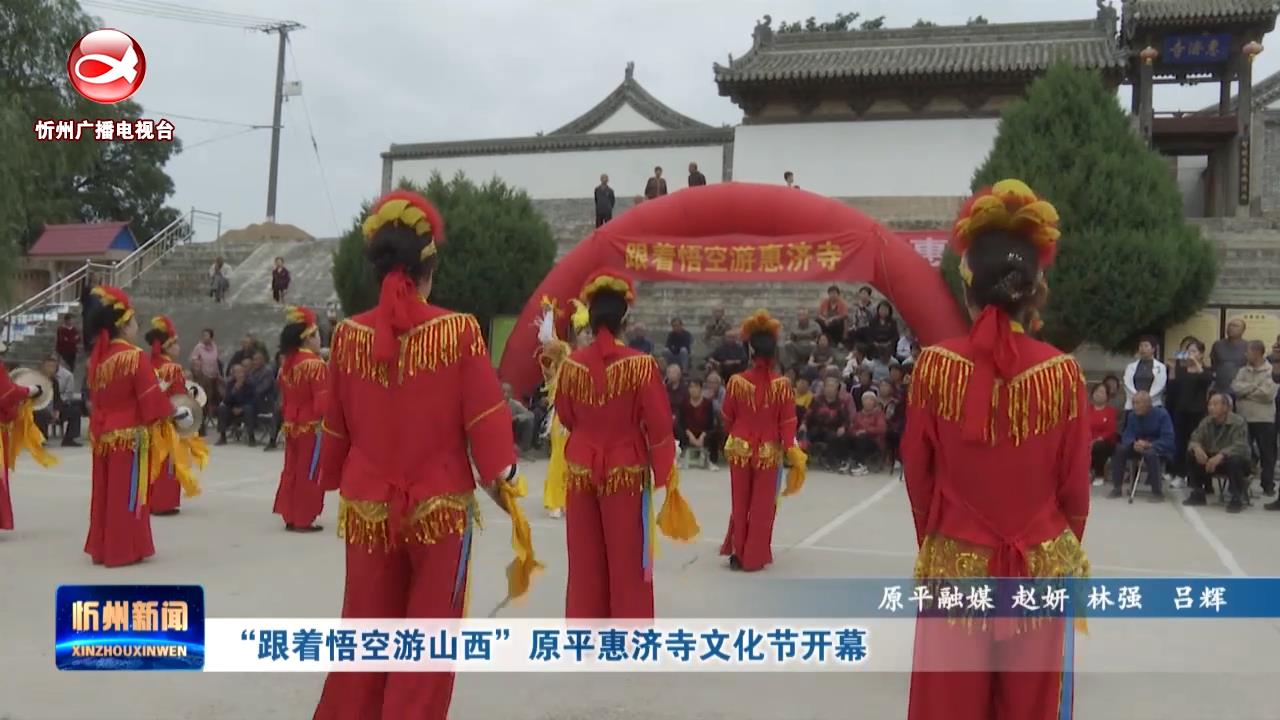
[
  {"xmin": 594, "ymin": 174, "xmax": 615, "ymax": 228},
  {"xmin": 270, "ymin": 256, "xmax": 291, "ymax": 304},
  {"xmin": 209, "ymin": 256, "xmax": 229, "ymax": 304}
]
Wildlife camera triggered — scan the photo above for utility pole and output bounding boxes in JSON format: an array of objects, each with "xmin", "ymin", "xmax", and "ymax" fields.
[{"xmin": 260, "ymin": 21, "xmax": 303, "ymax": 222}]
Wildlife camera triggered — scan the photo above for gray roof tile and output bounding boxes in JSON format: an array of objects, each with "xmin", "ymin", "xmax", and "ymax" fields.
[{"xmin": 1124, "ymin": 0, "xmax": 1280, "ymax": 25}]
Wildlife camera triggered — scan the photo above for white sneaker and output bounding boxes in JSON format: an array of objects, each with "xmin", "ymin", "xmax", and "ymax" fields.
[
  {"xmin": 707, "ymin": 463, "xmax": 719, "ymax": 472},
  {"xmin": 548, "ymin": 509, "xmax": 563, "ymax": 519},
  {"xmin": 1169, "ymin": 476, "xmax": 1187, "ymax": 490},
  {"xmin": 1092, "ymin": 478, "xmax": 1105, "ymax": 487},
  {"xmin": 851, "ymin": 464, "xmax": 869, "ymax": 476}
]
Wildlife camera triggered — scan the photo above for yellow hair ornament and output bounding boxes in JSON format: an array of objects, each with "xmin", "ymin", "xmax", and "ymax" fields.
[
  {"xmin": 739, "ymin": 308, "xmax": 782, "ymax": 340},
  {"xmin": 951, "ymin": 178, "xmax": 1061, "ymax": 269},
  {"xmin": 569, "ymin": 299, "xmax": 589, "ymax": 333}
]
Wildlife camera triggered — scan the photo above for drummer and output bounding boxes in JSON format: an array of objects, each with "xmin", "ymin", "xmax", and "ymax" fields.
[
  {"xmin": 145, "ymin": 315, "xmax": 206, "ymax": 516},
  {"xmin": 1, "ymin": 361, "xmax": 58, "ymax": 532}
]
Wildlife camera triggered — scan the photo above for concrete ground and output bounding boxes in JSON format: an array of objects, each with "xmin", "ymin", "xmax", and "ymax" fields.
[{"xmin": 2, "ymin": 443, "xmax": 1279, "ymax": 720}]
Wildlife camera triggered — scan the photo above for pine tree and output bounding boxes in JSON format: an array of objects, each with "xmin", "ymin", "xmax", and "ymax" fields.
[
  {"xmin": 942, "ymin": 63, "xmax": 1217, "ymax": 352},
  {"xmin": 332, "ymin": 173, "xmax": 557, "ymax": 334}
]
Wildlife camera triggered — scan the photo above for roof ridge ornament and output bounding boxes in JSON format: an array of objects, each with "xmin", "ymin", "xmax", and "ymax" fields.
[
  {"xmin": 625, "ymin": 61, "xmax": 634, "ymax": 81},
  {"xmin": 753, "ymin": 15, "xmax": 773, "ymax": 49}
]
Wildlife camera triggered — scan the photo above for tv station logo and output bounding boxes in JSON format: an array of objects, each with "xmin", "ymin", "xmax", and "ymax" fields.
[
  {"xmin": 55, "ymin": 585, "xmax": 205, "ymax": 671},
  {"xmin": 35, "ymin": 29, "xmax": 174, "ymax": 144}
]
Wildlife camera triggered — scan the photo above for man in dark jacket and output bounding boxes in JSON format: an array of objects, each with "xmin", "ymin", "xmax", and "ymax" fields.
[
  {"xmin": 644, "ymin": 166, "xmax": 668, "ymax": 199},
  {"xmin": 1184, "ymin": 392, "xmax": 1251, "ymax": 512},
  {"xmin": 1109, "ymin": 391, "xmax": 1176, "ymax": 500},
  {"xmin": 594, "ymin": 174, "xmax": 615, "ymax": 227},
  {"xmin": 687, "ymin": 162, "xmax": 707, "ymax": 187}
]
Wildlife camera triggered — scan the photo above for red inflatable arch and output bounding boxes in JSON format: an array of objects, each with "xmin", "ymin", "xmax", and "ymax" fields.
[{"xmin": 499, "ymin": 182, "xmax": 967, "ymax": 398}]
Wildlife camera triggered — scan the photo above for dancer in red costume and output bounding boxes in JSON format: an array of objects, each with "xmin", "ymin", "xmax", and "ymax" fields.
[
  {"xmin": 903, "ymin": 180, "xmax": 1090, "ymax": 720},
  {"xmin": 0, "ymin": 354, "xmax": 57, "ymax": 531},
  {"xmin": 145, "ymin": 315, "xmax": 206, "ymax": 516},
  {"xmin": 84, "ymin": 287, "xmax": 189, "ymax": 567},
  {"xmin": 554, "ymin": 269, "xmax": 698, "ymax": 619},
  {"xmin": 719, "ymin": 309, "xmax": 807, "ymax": 572},
  {"xmin": 272, "ymin": 305, "xmax": 328, "ymax": 532},
  {"xmin": 313, "ymin": 191, "xmax": 539, "ymax": 720}
]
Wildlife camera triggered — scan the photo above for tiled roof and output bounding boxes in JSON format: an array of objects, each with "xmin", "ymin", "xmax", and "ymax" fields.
[
  {"xmin": 28, "ymin": 222, "xmax": 132, "ymax": 256},
  {"xmin": 1123, "ymin": 0, "xmax": 1280, "ymax": 26},
  {"xmin": 1199, "ymin": 68, "xmax": 1280, "ymax": 111},
  {"xmin": 383, "ymin": 127, "xmax": 734, "ymax": 161},
  {"xmin": 714, "ymin": 19, "xmax": 1127, "ymax": 85},
  {"xmin": 552, "ymin": 62, "xmax": 711, "ymax": 135}
]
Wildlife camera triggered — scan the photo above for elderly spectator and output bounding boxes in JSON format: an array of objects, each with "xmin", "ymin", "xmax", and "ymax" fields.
[
  {"xmin": 644, "ymin": 166, "xmax": 668, "ymax": 199},
  {"xmin": 1088, "ymin": 383, "xmax": 1119, "ymax": 486},
  {"xmin": 703, "ymin": 370, "xmax": 726, "ymax": 415},
  {"xmin": 842, "ymin": 346, "xmax": 872, "ymax": 381},
  {"xmin": 503, "ymin": 382, "xmax": 536, "ymax": 456},
  {"xmin": 1109, "ymin": 391, "xmax": 1175, "ymax": 500},
  {"xmin": 805, "ymin": 376, "xmax": 850, "ymax": 469},
  {"xmin": 215, "ymin": 364, "xmax": 255, "ymax": 446},
  {"xmin": 707, "ymin": 329, "xmax": 748, "ymax": 379},
  {"xmin": 786, "ymin": 309, "xmax": 822, "ymax": 370},
  {"xmin": 1211, "ymin": 319, "xmax": 1249, "ymax": 394},
  {"xmin": 1232, "ymin": 340, "xmax": 1278, "ymax": 497},
  {"xmin": 1124, "ymin": 335, "xmax": 1168, "ymax": 409},
  {"xmin": 624, "ymin": 323, "xmax": 654, "ymax": 355},
  {"xmin": 664, "ymin": 363, "xmax": 687, "ymax": 423},
  {"xmin": 665, "ymin": 318, "xmax": 693, "ymax": 372},
  {"xmin": 847, "ymin": 391, "xmax": 887, "ymax": 475},
  {"xmin": 704, "ymin": 308, "xmax": 730, "ymax": 352},
  {"xmin": 879, "ymin": 379, "xmax": 905, "ymax": 464},
  {"xmin": 815, "ymin": 286, "xmax": 848, "ymax": 346},
  {"xmin": 228, "ymin": 333, "xmax": 268, "ymax": 373},
  {"xmin": 807, "ymin": 334, "xmax": 836, "ymax": 377},
  {"xmin": 247, "ymin": 351, "xmax": 276, "ymax": 419},
  {"xmin": 866, "ymin": 301, "xmax": 900, "ymax": 359},
  {"xmin": 1167, "ymin": 338, "xmax": 1212, "ymax": 484},
  {"xmin": 56, "ymin": 313, "xmax": 80, "ymax": 371},
  {"xmin": 847, "ymin": 286, "xmax": 874, "ymax": 346},
  {"xmin": 1184, "ymin": 392, "xmax": 1251, "ymax": 511},
  {"xmin": 679, "ymin": 378, "xmax": 719, "ymax": 470},
  {"xmin": 687, "ymin": 162, "xmax": 707, "ymax": 187},
  {"xmin": 188, "ymin": 328, "xmax": 222, "ymax": 436},
  {"xmin": 35, "ymin": 355, "xmax": 82, "ymax": 446},
  {"xmin": 210, "ymin": 256, "xmax": 229, "ymax": 303},
  {"xmin": 594, "ymin": 174, "xmax": 615, "ymax": 227}
]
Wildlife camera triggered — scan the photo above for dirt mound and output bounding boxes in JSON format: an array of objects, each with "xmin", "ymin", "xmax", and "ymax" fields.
[{"xmin": 217, "ymin": 222, "xmax": 314, "ymax": 244}]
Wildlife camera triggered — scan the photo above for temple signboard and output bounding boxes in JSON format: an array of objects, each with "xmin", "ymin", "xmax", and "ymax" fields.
[{"xmin": 1162, "ymin": 33, "xmax": 1231, "ymax": 64}]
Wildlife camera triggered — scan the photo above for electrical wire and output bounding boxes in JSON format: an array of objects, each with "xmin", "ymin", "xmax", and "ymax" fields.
[
  {"xmin": 148, "ymin": 110, "xmax": 272, "ymax": 129},
  {"xmin": 181, "ymin": 125, "xmax": 264, "ymax": 151},
  {"xmin": 81, "ymin": 0, "xmax": 293, "ymax": 30},
  {"xmin": 287, "ymin": 37, "xmax": 341, "ymax": 235}
]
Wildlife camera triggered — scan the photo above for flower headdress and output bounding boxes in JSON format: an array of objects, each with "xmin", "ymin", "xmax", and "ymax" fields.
[
  {"xmin": 284, "ymin": 305, "xmax": 319, "ymax": 339},
  {"xmin": 361, "ymin": 190, "xmax": 445, "ymax": 363},
  {"xmin": 361, "ymin": 190, "xmax": 445, "ymax": 260},
  {"xmin": 739, "ymin": 309, "xmax": 781, "ymax": 341},
  {"xmin": 951, "ymin": 178, "xmax": 1061, "ymax": 287},
  {"xmin": 149, "ymin": 314, "xmax": 177, "ymax": 363},
  {"xmin": 579, "ymin": 269, "xmax": 636, "ymax": 305}
]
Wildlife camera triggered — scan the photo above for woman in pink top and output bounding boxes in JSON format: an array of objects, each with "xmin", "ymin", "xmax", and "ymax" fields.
[{"xmin": 187, "ymin": 328, "xmax": 221, "ymax": 435}]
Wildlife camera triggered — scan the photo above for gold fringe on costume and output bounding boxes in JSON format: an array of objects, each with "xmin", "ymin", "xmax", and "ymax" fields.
[
  {"xmin": 556, "ymin": 355, "xmax": 657, "ymax": 406},
  {"xmin": 656, "ymin": 467, "xmax": 699, "ymax": 542},
  {"xmin": 281, "ymin": 421, "xmax": 322, "ymax": 439},
  {"xmin": 89, "ymin": 348, "xmax": 140, "ymax": 390},
  {"xmin": 725, "ymin": 375, "xmax": 793, "ymax": 411},
  {"xmin": 337, "ymin": 493, "xmax": 480, "ymax": 551},
  {"xmin": 782, "ymin": 445, "xmax": 807, "ymax": 496},
  {"xmin": 282, "ymin": 358, "xmax": 326, "ymax": 386},
  {"xmin": 155, "ymin": 361, "xmax": 183, "ymax": 385},
  {"xmin": 909, "ymin": 347, "xmax": 1083, "ymax": 446},
  {"xmin": 498, "ymin": 473, "xmax": 543, "ymax": 601},
  {"xmin": 724, "ymin": 436, "xmax": 785, "ymax": 470},
  {"xmin": 565, "ymin": 462, "xmax": 647, "ymax": 495},
  {"xmin": 331, "ymin": 314, "xmax": 485, "ymax": 387},
  {"xmin": 3, "ymin": 401, "xmax": 57, "ymax": 469}
]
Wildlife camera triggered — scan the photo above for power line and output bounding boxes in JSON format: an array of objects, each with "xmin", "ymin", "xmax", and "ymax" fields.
[
  {"xmin": 182, "ymin": 125, "xmax": 265, "ymax": 151},
  {"xmin": 148, "ymin": 110, "xmax": 272, "ymax": 129},
  {"xmin": 81, "ymin": 0, "xmax": 286, "ymax": 29},
  {"xmin": 287, "ymin": 38, "xmax": 341, "ymax": 234}
]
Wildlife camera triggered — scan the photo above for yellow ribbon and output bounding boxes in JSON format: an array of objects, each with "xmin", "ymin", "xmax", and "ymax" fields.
[
  {"xmin": 10, "ymin": 401, "xmax": 57, "ymax": 469},
  {"xmin": 499, "ymin": 474, "xmax": 542, "ymax": 601},
  {"xmin": 657, "ymin": 467, "xmax": 699, "ymax": 542},
  {"xmin": 782, "ymin": 446, "xmax": 808, "ymax": 497}
]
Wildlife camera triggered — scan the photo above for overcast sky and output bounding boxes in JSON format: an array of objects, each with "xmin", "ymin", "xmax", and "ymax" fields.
[{"xmin": 86, "ymin": 0, "xmax": 1280, "ymax": 241}]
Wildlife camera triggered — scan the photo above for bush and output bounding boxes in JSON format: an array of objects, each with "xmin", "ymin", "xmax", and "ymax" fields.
[
  {"xmin": 332, "ymin": 173, "xmax": 557, "ymax": 334},
  {"xmin": 944, "ymin": 63, "xmax": 1217, "ymax": 352}
]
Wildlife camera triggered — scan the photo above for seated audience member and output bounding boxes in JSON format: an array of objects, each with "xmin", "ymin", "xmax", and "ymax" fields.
[
  {"xmin": 785, "ymin": 309, "xmax": 822, "ymax": 370},
  {"xmin": 627, "ymin": 323, "xmax": 655, "ymax": 355},
  {"xmin": 707, "ymin": 329, "xmax": 748, "ymax": 379},
  {"xmin": 664, "ymin": 363, "xmax": 688, "ymax": 426},
  {"xmin": 847, "ymin": 391, "xmax": 887, "ymax": 475},
  {"xmin": 902, "ymin": 342, "xmax": 921, "ymax": 373},
  {"xmin": 866, "ymin": 301, "xmax": 900, "ymax": 359},
  {"xmin": 794, "ymin": 376, "xmax": 813, "ymax": 429},
  {"xmin": 1184, "ymin": 392, "xmax": 1251, "ymax": 512},
  {"xmin": 1232, "ymin": 340, "xmax": 1278, "ymax": 497},
  {"xmin": 680, "ymin": 378, "xmax": 719, "ymax": 470},
  {"xmin": 247, "ymin": 351, "xmax": 276, "ymax": 414},
  {"xmin": 841, "ymin": 345, "xmax": 871, "ymax": 381},
  {"xmin": 216, "ymin": 364, "xmax": 256, "ymax": 446},
  {"xmin": 869, "ymin": 349, "xmax": 893, "ymax": 384},
  {"xmin": 806, "ymin": 334, "xmax": 836, "ymax": 380},
  {"xmin": 665, "ymin": 318, "xmax": 693, "ymax": 372},
  {"xmin": 847, "ymin": 286, "xmax": 874, "ymax": 346},
  {"xmin": 53, "ymin": 354, "xmax": 82, "ymax": 446},
  {"xmin": 896, "ymin": 329, "xmax": 915, "ymax": 364},
  {"xmin": 703, "ymin": 371, "xmax": 726, "ymax": 415},
  {"xmin": 1109, "ymin": 391, "xmax": 1174, "ymax": 500},
  {"xmin": 34, "ymin": 355, "xmax": 82, "ymax": 446},
  {"xmin": 815, "ymin": 285, "xmax": 849, "ymax": 347},
  {"xmin": 1124, "ymin": 335, "xmax": 1167, "ymax": 408},
  {"xmin": 703, "ymin": 308, "xmax": 730, "ymax": 352},
  {"xmin": 879, "ymin": 379, "xmax": 904, "ymax": 462},
  {"xmin": 504, "ymin": 382, "xmax": 536, "ymax": 455},
  {"xmin": 1088, "ymin": 383, "xmax": 1119, "ymax": 486},
  {"xmin": 849, "ymin": 368, "xmax": 874, "ymax": 406},
  {"xmin": 887, "ymin": 363, "xmax": 906, "ymax": 392},
  {"xmin": 227, "ymin": 333, "xmax": 268, "ymax": 375},
  {"xmin": 805, "ymin": 376, "xmax": 850, "ymax": 469}
]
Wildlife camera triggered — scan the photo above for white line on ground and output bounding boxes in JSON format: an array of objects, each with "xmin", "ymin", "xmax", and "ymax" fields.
[
  {"xmin": 1179, "ymin": 504, "xmax": 1247, "ymax": 577},
  {"xmin": 793, "ymin": 478, "xmax": 899, "ymax": 549}
]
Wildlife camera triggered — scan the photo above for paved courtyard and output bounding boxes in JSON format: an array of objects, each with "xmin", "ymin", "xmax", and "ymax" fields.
[{"xmin": 2, "ymin": 443, "xmax": 1278, "ymax": 719}]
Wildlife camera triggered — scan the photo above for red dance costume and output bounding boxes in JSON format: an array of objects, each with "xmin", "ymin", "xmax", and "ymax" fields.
[
  {"xmin": 719, "ymin": 311, "xmax": 806, "ymax": 572},
  {"xmin": 148, "ymin": 314, "xmax": 206, "ymax": 514},
  {"xmin": 903, "ymin": 181, "xmax": 1090, "ymax": 720},
  {"xmin": 0, "ymin": 366, "xmax": 53, "ymax": 530},
  {"xmin": 273, "ymin": 344, "xmax": 329, "ymax": 529},
  {"xmin": 314, "ymin": 191, "xmax": 530, "ymax": 720},
  {"xmin": 553, "ymin": 270, "xmax": 697, "ymax": 619}
]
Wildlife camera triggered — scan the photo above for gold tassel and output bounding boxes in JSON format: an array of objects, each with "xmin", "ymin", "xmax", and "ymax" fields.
[
  {"xmin": 92, "ymin": 426, "xmax": 144, "ymax": 455},
  {"xmin": 782, "ymin": 446, "xmax": 807, "ymax": 496},
  {"xmin": 331, "ymin": 314, "xmax": 484, "ymax": 387},
  {"xmin": 723, "ymin": 436, "xmax": 753, "ymax": 468},
  {"xmin": 565, "ymin": 462, "xmax": 593, "ymax": 493},
  {"xmin": 657, "ymin": 467, "xmax": 699, "ymax": 541},
  {"xmin": 282, "ymin": 421, "xmax": 322, "ymax": 439},
  {"xmin": 337, "ymin": 494, "xmax": 479, "ymax": 551},
  {"xmin": 155, "ymin": 362, "xmax": 181, "ymax": 385},
  {"xmin": 557, "ymin": 355, "xmax": 657, "ymax": 406},
  {"xmin": 499, "ymin": 474, "xmax": 543, "ymax": 601},
  {"xmin": 337, "ymin": 499, "xmax": 391, "ymax": 550},
  {"xmin": 603, "ymin": 466, "xmax": 646, "ymax": 495},
  {"xmin": 89, "ymin": 348, "xmax": 140, "ymax": 390},
  {"xmin": 768, "ymin": 377, "xmax": 794, "ymax": 407},
  {"xmin": 13, "ymin": 401, "xmax": 56, "ymax": 468},
  {"xmin": 726, "ymin": 375, "xmax": 757, "ymax": 409},
  {"xmin": 283, "ymin": 358, "xmax": 326, "ymax": 386},
  {"xmin": 908, "ymin": 347, "xmax": 972, "ymax": 423}
]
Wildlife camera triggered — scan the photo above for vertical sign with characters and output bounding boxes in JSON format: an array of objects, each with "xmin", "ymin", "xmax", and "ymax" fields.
[{"xmin": 55, "ymin": 585, "xmax": 204, "ymax": 670}]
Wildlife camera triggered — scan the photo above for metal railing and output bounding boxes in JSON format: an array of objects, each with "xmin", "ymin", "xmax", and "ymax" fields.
[{"xmin": 1, "ymin": 208, "xmax": 214, "ymax": 345}]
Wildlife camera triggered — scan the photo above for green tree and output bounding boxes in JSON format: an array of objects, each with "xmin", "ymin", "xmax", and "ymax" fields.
[
  {"xmin": 777, "ymin": 11, "xmax": 883, "ymax": 33},
  {"xmin": 0, "ymin": 0, "xmax": 182, "ymax": 299},
  {"xmin": 967, "ymin": 15, "xmax": 990, "ymax": 25},
  {"xmin": 332, "ymin": 173, "xmax": 557, "ymax": 334},
  {"xmin": 942, "ymin": 63, "xmax": 1217, "ymax": 352},
  {"xmin": 912, "ymin": 19, "xmax": 938, "ymax": 28}
]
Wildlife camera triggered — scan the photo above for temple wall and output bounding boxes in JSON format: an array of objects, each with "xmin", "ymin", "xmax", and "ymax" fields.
[
  {"xmin": 388, "ymin": 144, "xmax": 726, "ymax": 200},
  {"xmin": 730, "ymin": 119, "xmax": 1000, "ymax": 197}
]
